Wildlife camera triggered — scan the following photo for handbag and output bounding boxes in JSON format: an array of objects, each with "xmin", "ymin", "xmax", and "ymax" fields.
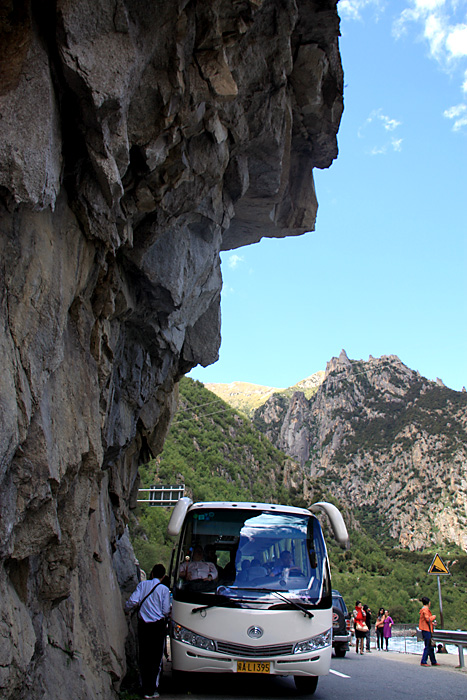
[{"xmin": 356, "ymin": 622, "xmax": 369, "ymax": 633}]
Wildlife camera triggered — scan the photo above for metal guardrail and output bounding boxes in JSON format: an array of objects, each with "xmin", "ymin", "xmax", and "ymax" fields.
[
  {"xmin": 417, "ymin": 629, "xmax": 467, "ymax": 668},
  {"xmin": 432, "ymin": 630, "xmax": 467, "ymax": 668}
]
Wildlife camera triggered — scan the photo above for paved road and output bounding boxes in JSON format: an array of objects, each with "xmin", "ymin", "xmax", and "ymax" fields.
[{"xmin": 159, "ymin": 650, "xmax": 466, "ymax": 700}]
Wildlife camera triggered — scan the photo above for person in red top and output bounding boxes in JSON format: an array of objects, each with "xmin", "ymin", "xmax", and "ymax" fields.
[
  {"xmin": 353, "ymin": 601, "xmax": 367, "ymax": 655},
  {"xmin": 419, "ymin": 596, "xmax": 439, "ymax": 666}
]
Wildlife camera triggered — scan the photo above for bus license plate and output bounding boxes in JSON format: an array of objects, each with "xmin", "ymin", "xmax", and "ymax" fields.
[{"xmin": 237, "ymin": 661, "xmax": 270, "ymax": 674}]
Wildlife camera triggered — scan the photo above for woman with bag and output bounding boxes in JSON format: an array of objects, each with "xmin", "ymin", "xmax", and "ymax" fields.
[
  {"xmin": 353, "ymin": 601, "xmax": 368, "ymax": 655},
  {"xmin": 375, "ymin": 607, "xmax": 386, "ymax": 650},
  {"xmin": 125, "ymin": 563, "xmax": 171, "ymax": 699},
  {"xmin": 419, "ymin": 597, "xmax": 438, "ymax": 666}
]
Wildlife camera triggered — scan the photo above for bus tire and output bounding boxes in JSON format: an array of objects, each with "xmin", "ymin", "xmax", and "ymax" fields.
[
  {"xmin": 294, "ymin": 675, "xmax": 318, "ymax": 695},
  {"xmin": 334, "ymin": 647, "xmax": 346, "ymax": 657}
]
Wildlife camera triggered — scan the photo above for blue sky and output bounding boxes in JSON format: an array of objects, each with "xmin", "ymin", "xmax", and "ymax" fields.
[{"xmin": 190, "ymin": 0, "xmax": 467, "ymax": 392}]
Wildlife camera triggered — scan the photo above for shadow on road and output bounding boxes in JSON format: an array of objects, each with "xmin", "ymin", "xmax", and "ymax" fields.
[{"xmin": 160, "ymin": 662, "xmax": 299, "ymax": 698}]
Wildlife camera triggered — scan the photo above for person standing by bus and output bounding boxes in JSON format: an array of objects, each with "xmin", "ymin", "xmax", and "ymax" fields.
[
  {"xmin": 126, "ymin": 563, "xmax": 171, "ymax": 699},
  {"xmin": 419, "ymin": 597, "xmax": 438, "ymax": 666}
]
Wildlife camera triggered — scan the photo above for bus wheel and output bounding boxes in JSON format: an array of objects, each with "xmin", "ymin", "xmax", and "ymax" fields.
[
  {"xmin": 294, "ymin": 675, "xmax": 318, "ymax": 695},
  {"xmin": 334, "ymin": 647, "xmax": 346, "ymax": 657}
]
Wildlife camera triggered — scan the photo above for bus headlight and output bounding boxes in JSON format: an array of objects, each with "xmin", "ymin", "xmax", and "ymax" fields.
[
  {"xmin": 172, "ymin": 623, "xmax": 216, "ymax": 652},
  {"xmin": 293, "ymin": 629, "xmax": 332, "ymax": 654}
]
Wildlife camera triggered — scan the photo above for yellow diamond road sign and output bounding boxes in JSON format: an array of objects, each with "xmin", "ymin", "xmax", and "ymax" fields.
[{"xmin": 428, "ymin": 553, "xmax": 450, "ymax": 575}]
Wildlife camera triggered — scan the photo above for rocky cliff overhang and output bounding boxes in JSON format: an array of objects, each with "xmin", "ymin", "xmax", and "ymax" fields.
[{"xmin": 0, "ymin": 1, "xmax": 343, "ymax": 697}]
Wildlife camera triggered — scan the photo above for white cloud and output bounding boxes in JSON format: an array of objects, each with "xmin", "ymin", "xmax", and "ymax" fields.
[
  {"xmin": 227, "ymin": 254, "xmax": 244, "ymax": 269},
  {"xmin": 369, "ymin": 138, "xmax": 403, "ymax": 155},
  {"xmin": 343, "ymin": 0, "xmax": 467, "ymax": 68},
  {"xmin": 446, "ymin": 24, "xmax": 467, "ymax": 57},
  {"xmin": 359, "ymin": 108, "xmax": 403, "ymax": 153},
  {"xmin": 339, "ymin": 1, "xmax": 376, "ymax": 21},
  {"xmin": 444, "ymin": 103, "xmax": 467, "ymax": 118},
  {"xmin": 390, "ymin": 2, "xmax": 467, "ymax": 128},
  {"xmin": 383, "ymin": 116, "xmax": 402, "ymax": 131},
  {"xmin": 392, "ymin": 9, "xmax": 414, "ymax": 39},
  {"xmin": 424, "ymin": 12, "xmax": 447, "ymax": 58},
  {"xmin": 342, "ymin": 2, "xmax": 467, "ymax": 129},
  {"xmin": 444, "ymin": 102, "xmax": 467, "ymax": 129},
  {"xmin": 452, "ymin": 114, "xmax": 467, "ymax": 129},
  {"xmin": 414, "ymin": 0, "xmax": 446, "ymax": 11},
  {"xmin": 393, "ymin": 1, "xmax": 467, "ymax": 65}
]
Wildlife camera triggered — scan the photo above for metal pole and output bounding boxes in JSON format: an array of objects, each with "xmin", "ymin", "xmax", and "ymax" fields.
[{"xmin": 437, "ymin": 575, "xmax": 444, "ymax": 629}]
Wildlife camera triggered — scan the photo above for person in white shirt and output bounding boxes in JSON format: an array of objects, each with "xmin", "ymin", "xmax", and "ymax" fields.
[
  {"xmin": 179, "ymin": 545, "xmax": 218, "ymax": 582},
  {"xmin": 125, "ymin": 563, "xmax": 170, "ymax": 699}
]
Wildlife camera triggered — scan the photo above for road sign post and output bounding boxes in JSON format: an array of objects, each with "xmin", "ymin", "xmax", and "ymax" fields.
[
  {"xmin": 437, "ymin": 575, "xmax": 444, "ymax": 629},
  {"xmin": 427, "ymin": 553, "xmax": 450, "ymax": 629}
]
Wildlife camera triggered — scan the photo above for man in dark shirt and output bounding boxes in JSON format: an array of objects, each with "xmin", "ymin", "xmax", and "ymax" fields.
[{"xmin": 363, "ymin": 605, "xmax": 372, "ymax": 652}]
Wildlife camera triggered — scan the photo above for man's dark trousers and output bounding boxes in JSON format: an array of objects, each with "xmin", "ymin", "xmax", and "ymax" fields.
[{"xmin": 137, "ymin": 617, "xmax": 167, "ymax": 695}]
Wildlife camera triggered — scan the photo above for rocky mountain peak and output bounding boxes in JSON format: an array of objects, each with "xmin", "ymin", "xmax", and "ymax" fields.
[{"xmin": 253, "ymin": 353, "xmax": 467, "ymax": 552}]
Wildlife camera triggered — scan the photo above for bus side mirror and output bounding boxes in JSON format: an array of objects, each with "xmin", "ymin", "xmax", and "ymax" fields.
[
  {"xmin": 309, "ymin": 502, "xmax": 350, "ymax": 548},
  {"xmin": 167, "ymin": 497, "xmax": 193, "ymax": 536}
]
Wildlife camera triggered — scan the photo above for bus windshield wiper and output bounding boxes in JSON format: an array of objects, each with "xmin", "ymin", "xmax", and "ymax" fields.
[
  {"xmin": 235, "ymin": 588, "xmax": 314, "ymax": 619},
  {"xmin": 191, "ymin": 598, "xmax": 241, "ymax": 614}
]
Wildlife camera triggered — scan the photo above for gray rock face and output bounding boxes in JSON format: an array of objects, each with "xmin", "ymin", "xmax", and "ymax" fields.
[{"xmin": 0, "ymin": 1, "xmax": 343, "ymax": 697}]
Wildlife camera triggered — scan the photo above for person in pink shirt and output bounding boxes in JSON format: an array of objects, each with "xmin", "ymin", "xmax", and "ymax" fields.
[{"xmin": 382, "ymin": 610, "xmax": 394, "ymax": 650}]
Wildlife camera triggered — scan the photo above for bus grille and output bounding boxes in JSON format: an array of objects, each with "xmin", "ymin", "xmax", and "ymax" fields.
[{"xmin": 216, "ymin": 641, "xmax": 294, "ymax": 657}]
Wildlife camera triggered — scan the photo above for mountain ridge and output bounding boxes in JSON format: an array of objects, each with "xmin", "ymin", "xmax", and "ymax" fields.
[
  {"xmin": 206, "ymin": 370, "xmax": 325, "ymax": 416},
  {"xmin": 205, "ymin": 351, "xmax": 467, "ymax": 553}
]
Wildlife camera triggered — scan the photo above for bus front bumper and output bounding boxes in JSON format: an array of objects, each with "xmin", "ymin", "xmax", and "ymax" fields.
[{"xmin": 171, "ymin": 638, "xmax": 332, "ymax": 677}]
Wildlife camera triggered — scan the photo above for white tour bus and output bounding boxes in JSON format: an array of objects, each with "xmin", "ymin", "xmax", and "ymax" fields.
[{"xmin": 167, "ymin": 498, "xmax": 349, "ymax": 695}]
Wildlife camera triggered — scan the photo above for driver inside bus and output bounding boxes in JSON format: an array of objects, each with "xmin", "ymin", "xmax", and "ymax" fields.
[
  {"xmin": 270, "ymin": 550, "xmax": 301, "ymax": 577},
  {"xmin": 179, "ymin": 545, "xmax": 218, "ymax": 582}
]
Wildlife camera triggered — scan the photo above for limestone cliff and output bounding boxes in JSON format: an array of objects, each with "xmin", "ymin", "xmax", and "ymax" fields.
[
  {"xmin": 0, "ymin": 1, "xmax": 343, "ymax": 698},
  {"xmin": 254, "ymin": 351, "xmax": 467, "ymax": 552}
]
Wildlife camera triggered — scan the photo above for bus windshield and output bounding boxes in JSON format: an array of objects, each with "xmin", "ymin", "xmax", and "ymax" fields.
[{"xmin": 173, "ymin": 507, "xmax": 330, "ymax": 608}]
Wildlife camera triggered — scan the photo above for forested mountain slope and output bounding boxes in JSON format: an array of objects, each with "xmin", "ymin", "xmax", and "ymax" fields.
[
  {"xmin": 139, "ymin": 377, "xmax": 306, "ymax": 504},
  {"xmin": 131, "ymin": 377, "xmax": 309, "ymax": 573}
]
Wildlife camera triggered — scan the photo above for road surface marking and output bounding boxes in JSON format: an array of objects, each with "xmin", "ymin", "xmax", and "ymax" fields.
[{"xmin": 330, "ymin": 669, "xmax": 351, "ymax": 678}]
